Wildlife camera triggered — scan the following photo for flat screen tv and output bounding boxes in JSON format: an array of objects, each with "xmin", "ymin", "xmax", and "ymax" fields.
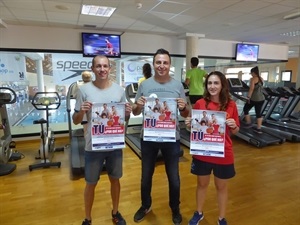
[
  {"xmin": 82, "ymin": 32, "xmax": 121, "ymax": 58},
  {"xmin": 235, "ymin": 43, "xmax": 259, "ymax": 62}
]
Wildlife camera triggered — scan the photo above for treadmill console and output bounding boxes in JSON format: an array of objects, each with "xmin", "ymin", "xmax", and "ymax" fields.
[{"xmin": 228, "ymin": 78, "xmax": 243, "ymax": 88}]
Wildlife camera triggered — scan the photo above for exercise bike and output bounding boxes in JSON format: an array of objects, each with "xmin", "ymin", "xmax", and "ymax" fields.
[
  {"xmin": 28, "ymin": 92, "xmax": 63, "ymax": 171},
  {"xmin": 0, "ymin": 87, "xmax": 17, "ymax": 176}
]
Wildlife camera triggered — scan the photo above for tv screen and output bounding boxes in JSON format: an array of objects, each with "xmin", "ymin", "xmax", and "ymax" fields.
[
  {"xmin": 235, "ymin": 43, "xmax": 259, "ymax": 62},
  {"xmin": 82, "ymin": 32, "xmax": 121, "ymax": 58}
]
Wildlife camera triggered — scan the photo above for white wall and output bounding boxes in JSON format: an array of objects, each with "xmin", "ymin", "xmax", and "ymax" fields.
[{"xmin": 0, "ymin": 25, "xmax": 289, "ymax": 60}]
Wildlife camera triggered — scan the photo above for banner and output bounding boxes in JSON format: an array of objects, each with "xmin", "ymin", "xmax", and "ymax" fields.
[{"xmin": 0, "ymin": 53, "xmax": 26, "ymax": 81}]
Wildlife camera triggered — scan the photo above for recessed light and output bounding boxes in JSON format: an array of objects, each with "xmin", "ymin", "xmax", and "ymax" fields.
[
  {"xmin": 81, "ymin": 5, "xmax": 116, "ymax": 17},
  {"xmin": 280, "ymin": 30, "xmax": 300, "ymax": 37}
]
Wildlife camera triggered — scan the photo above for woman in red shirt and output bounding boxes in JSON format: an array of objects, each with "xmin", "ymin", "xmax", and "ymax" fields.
[{"xmin": 185, "ymin": 71, "xmax": 240, "ymax": 225}]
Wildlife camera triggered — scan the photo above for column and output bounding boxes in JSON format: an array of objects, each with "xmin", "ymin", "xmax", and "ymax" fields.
[{"xmin": 36, "ymin": 59, "xmax": 45, "ymax": 92}]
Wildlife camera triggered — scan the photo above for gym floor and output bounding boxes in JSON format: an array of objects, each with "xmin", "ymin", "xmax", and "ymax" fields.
[{"xmin": 1, "ymin": 136, "xmax": 299, "ymax": 225}]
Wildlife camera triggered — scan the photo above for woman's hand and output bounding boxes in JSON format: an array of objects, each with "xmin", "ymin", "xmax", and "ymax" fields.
[{"xmin": 185, "ymin": 116, "xmax": 192, "ymax": 127}]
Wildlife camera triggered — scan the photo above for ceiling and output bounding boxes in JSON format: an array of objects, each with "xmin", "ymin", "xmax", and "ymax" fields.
[{"xmin": 0, "ymin": 0, "xmax": 299, "ymax": 57}]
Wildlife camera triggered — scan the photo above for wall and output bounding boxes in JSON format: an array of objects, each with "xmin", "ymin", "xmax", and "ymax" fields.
[
  {"xmin": 0, "ymin": 25, "xmax": 289, "ymax": 61},
  {"xmin": 285, "ymin": 57, "xmax": 299, "ymax": 83}
]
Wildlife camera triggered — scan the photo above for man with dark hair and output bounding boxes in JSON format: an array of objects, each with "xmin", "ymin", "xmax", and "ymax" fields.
[
  {"xmin": 132, "ymin": 48, "xmax": 190, "ymax": 225},
  {"xmin": 185, "ymin": 57, "xmax": 208, "ymax": 107}
]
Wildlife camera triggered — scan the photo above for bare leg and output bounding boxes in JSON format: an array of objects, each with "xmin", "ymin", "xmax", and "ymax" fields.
[
  {"xmin": 257, "ymin": 117, "xmax": 263, "ymax": 129},
  {"xmin": 244, "ymin": 114, "xmax": 251, "ymax": 124},
  {"xmin": 214, "ymin": 177, "xmax": 228, "ymax": 219},
  {"xmin": 109, "ymin": 176, "xmax": 120, "ymax": 214},
  {"xmin": 196, "ymin": 175, "xmax": 210, "ymax": 213},
  {"xmin": 84, "ymin": 183, "xmax": 97, "ymax": 220}
]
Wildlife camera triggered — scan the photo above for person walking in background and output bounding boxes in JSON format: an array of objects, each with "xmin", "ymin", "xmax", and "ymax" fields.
[
  {"xmin": 185, "ymin": 57, "xmax": 208, "ymax": 107},
  {"xmin": 81, "ymin": 70, "xmax": 93, "ymax": 83},
  {"xmin": 185, "ymin": 71, "xmax": 240, "ymax": 225},
  {"xmin": 138, "ymin": 63, "xmax": 152, "ymax": 85},
  {"xmin": 132, "ymin": 48, "xmax": 189, "ymax": 225},
  {"xmin": 72, "ymin": 55, "xmax": 132, "ymax": 225},
  {"xmin": 243, "ymin": 66, "xmax": 265, "ymax": 134}
]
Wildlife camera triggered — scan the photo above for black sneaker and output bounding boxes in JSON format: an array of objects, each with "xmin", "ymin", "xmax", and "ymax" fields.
[
  {"xmin": 253, "ymin": 127, "xmax": 262, "ymax": 134},
  {"xmin": 112, "ymin": 211, "xmax": 126, "ymax": 225},
  {"xmin": 82, "ymin": 219, "xmax": 91, "ymax": 225},
  {"xmin": 133, "ymin": 206, "xmax": 151, "ymax": 222},
  {"xmin": 172, "ymin": 209, "xmax": 182, "ymax": 225}
]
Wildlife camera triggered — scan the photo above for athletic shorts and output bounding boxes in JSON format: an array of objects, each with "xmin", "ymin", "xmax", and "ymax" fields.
[
  {"xmin": 84, "ymin": 150, "xmax": 123, "ymax": 184},
  {"xmin": 191, "ymin": 158, "xmax": 235, "ymax": 179}
]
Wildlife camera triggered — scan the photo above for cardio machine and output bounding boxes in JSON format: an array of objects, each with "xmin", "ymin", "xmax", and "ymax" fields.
[
  {"xmin": 0, "ymin": 87, "xmax": 17, "ymax": 176},
  {"xmin": 66, "ymin": 81, "xmax": 86, "ymax": 178},
  {"xmin": 28, "ymin": 92, "xmax": 63, "ymax": 171}
]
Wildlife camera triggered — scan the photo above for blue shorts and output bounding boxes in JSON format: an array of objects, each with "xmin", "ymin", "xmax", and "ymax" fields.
[
  {"xmin": 191, "ymin": 158, "xmax": 235, "ymax": 179},
  {"xmin": 84, "ymin": 150, "xmax": 123, "ymax": 184}
]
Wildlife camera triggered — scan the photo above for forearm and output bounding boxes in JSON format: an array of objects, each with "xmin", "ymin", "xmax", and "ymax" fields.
[
  {"xmin": 72, "ymin": 110, "xmax": 85, "ymax": 125},
  {"xmin": 230, "ymin": 126, "xmax": 239, "ymax": 135}
]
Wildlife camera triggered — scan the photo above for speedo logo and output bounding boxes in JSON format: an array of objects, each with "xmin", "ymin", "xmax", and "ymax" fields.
[{"xmin": 56, "ymin": 60, "xmax": 92, "ymax": 71}]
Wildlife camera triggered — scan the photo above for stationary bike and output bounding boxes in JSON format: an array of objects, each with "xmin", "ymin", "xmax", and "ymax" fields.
[
  {"xmin": 0, "ymin": 87, "xmax": 17, "ymax": 176},
  {"xmin": 28, "ymin": 92, "xmax": 63, "ymax": 171}
]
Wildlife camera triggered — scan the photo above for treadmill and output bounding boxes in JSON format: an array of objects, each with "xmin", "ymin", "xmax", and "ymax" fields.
[
  {"xmin": 179, "ymin": 82, "xmax": 191, "ymax": 147},
  {"xmin": 228, "ymin": 78, "xmax": 285, "ymax": 147},
  {"xmin": 125, "ymin": 83, "xmax": 184, "ymax": 159},
  {"xmin": 260, "ymin": 87, "xmax": 300, "ymax": 142}
]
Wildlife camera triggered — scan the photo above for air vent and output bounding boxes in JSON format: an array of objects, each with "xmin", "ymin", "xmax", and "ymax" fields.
[{"xmin": 83, "ymin": 24, "xmax": 97, "ymax": 28}]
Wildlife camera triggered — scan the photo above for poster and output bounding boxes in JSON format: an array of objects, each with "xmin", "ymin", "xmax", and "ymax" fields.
[
  {"xmin": 190, "ymin": 109, "xmax": 226, "ymax": 157},
  {"xmin": 143, "ymin": 97, "xmax": 177, "ymax": 142},
  {"xmin": 91, "ymin": 102, "xmax": 125, "ymax": 150}
]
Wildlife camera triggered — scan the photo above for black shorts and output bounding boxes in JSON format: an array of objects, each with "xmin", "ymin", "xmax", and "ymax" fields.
[
  {"xmin": 189, "ymin": 95, "xmax": 203, "ymax": 104},
  {"xmin": 191, "ymin": 158, "xmax": 235, "ymax": 179}
]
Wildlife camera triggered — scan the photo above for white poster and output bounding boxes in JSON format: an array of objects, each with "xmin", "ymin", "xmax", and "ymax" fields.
[
  {"xmin": 0, "ymin": 53, "xmax": 26, "ymax": 81},
  {"xmin": 190, "ymin": 109, "xmax": 226, "ymax": 157},
  {"xmin": 143, "ymin": 97, "xmax": 177, "ymax": 142},
  {"xmin": 91, "ymin": 102, "xmax": 125, "ymax": 150}
]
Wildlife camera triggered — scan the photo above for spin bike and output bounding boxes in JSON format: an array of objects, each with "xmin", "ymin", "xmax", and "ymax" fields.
[
  {"xmin": 0, "ymin": 87, "xmax": 17, "ymax": 176},
  {"xmin": 28, "ymin": 92, "xmax": 63, "ymax": 171}
]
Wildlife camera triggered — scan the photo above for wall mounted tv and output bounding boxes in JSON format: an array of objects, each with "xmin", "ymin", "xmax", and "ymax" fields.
[
  {"xmin": 235, "ymin": 43, "xmax": 259, "ymax": 62},
  {"xmin": 82, "ymin": 32, "xmax": 121, "ymax": 58}
]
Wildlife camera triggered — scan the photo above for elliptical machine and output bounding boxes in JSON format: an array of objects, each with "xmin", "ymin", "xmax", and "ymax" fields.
[
  {"xmin": 0, "ymin": 87, "xmax": 17, "ymax": 176},
  {"xmin": 28, "ymin": 92, "xmax": 63, "ymax": 171}
]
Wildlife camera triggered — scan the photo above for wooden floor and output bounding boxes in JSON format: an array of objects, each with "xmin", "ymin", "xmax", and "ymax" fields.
[{"xmin": 1, "ymin": 136, "xmax": 299, "ymax": 225}]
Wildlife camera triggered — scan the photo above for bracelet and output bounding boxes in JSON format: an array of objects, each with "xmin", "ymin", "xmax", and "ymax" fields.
[
  {"xmin": 179, "ymin": 105, "xmax": 186, "ymax": 112},
  {"xmin": 231, "ymin": 126, "xmax": 238, "ymax": 130}
]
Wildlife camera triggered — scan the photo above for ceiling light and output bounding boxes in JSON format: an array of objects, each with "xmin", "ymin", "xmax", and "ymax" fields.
[
  {"xmin": 283, "ymin": 11, "xmax": 300, "ymax": 20},
  {"xmin": 81, "ymin": 5, "xmax": 116, "ymax": 17},
  {"xmin": 280, "ymin": 30, "xmax": 300, "ymax": 37}
]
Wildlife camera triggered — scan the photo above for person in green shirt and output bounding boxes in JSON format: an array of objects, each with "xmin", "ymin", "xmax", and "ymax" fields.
[{"xmin": 185, "ymin": 57, "xmax": 208, "ymax": 107}]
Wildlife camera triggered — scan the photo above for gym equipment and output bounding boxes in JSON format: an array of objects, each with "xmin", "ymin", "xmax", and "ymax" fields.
[
  {"xmin": 0, "ymin": 87, "xmax": 17, "ymax": 176},
  {"xmin": 179, "ymin": 82, "xmax": 191, "ymax": 147},
  {"xmin": 28, "ymin": 92, "xmax": 62, "ymax": 171},
  {"xmin": 125, "ymin": 83, "xmax": 184, "ymax": 159},
  {"xmin": 228, "ymin": 78, "xmax": 285, "ymax": 147},
  {"xmin": 66, "ymin": 81, "xmax": 86, "ymax": 178}
]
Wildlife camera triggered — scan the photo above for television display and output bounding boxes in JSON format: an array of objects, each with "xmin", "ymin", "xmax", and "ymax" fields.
[
  {"xmin": 82, "ymin": 32, "xmax": 121, "ymax": 58},
  {"xmin": 235, "ymin": 43, "xmax": 259, "ymax": 62}
]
